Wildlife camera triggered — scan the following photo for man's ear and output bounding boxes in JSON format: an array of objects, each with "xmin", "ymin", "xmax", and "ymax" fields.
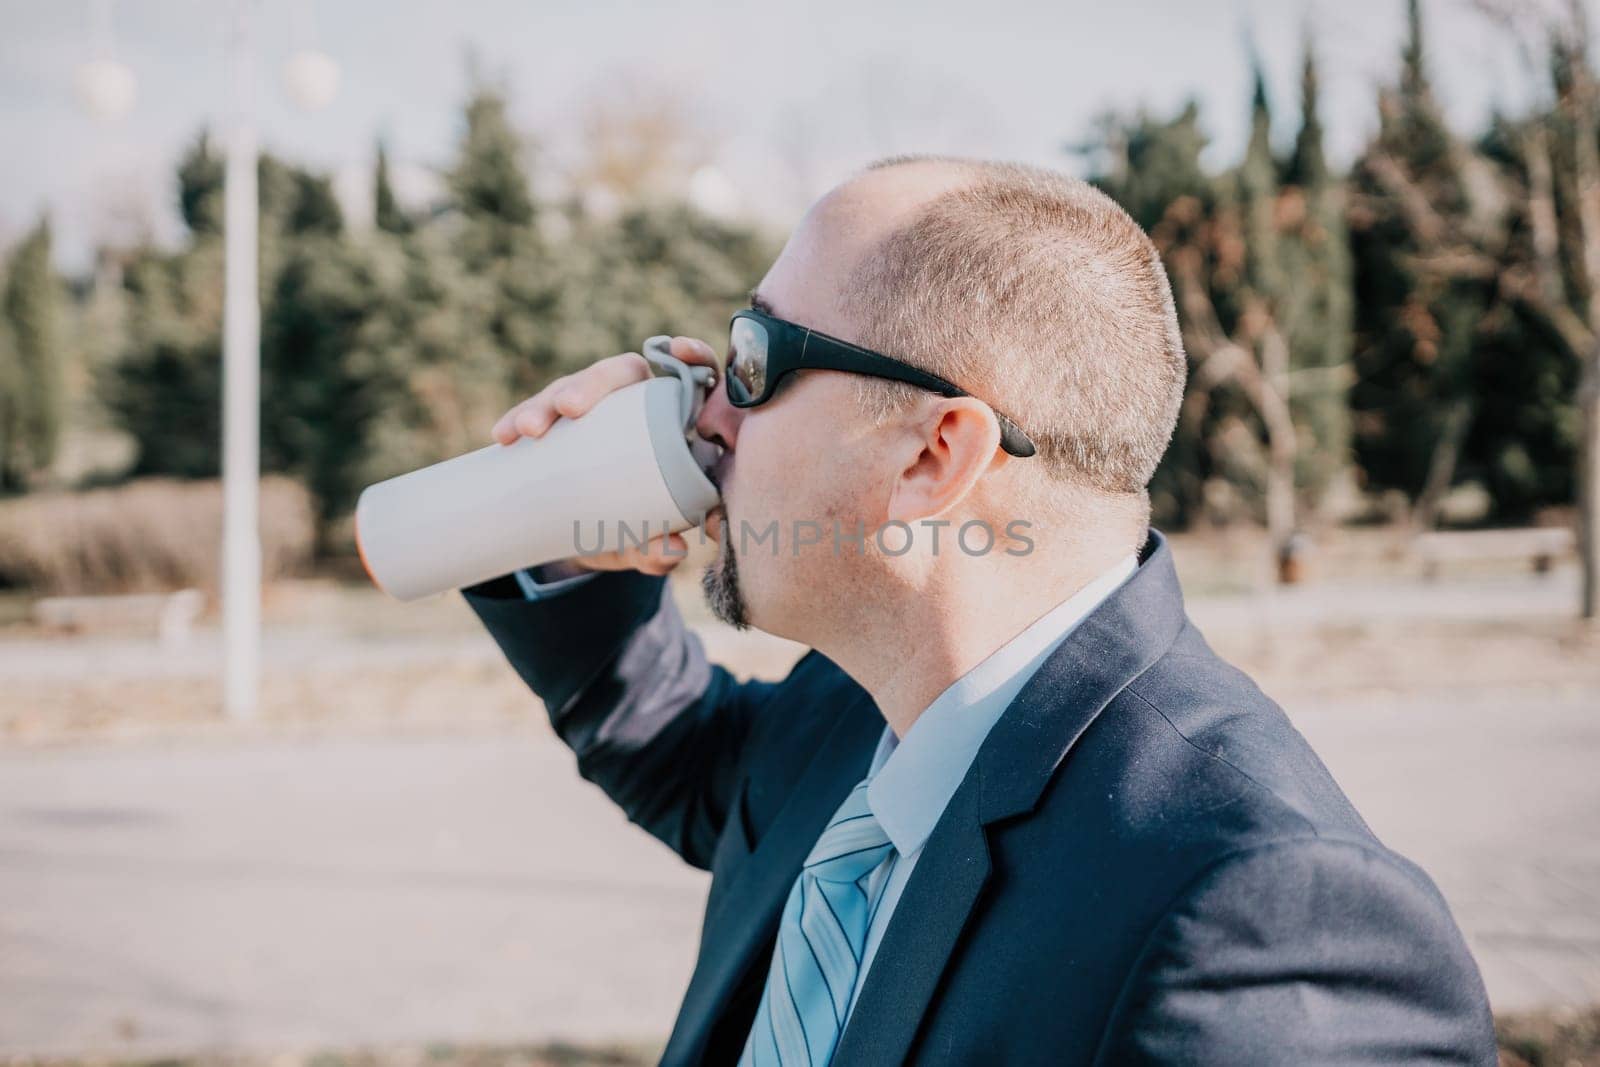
[{"xmin": 886, "ymin": 397, "xmax": 1009, "ymax": 523}]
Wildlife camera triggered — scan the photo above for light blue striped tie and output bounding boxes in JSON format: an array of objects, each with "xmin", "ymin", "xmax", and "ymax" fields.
[{"xmin": 738, "ymin": 779, "xmax": 896, "ymax": 1067}]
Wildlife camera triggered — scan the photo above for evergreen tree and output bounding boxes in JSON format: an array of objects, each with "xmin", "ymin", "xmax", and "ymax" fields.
[
  {"xmin": 99, "ymin": 242, "xmax": 224, "ymax": 477},
  {"xmin": 104, "ymin": 150, "xmax": 350, "ymax": 486},
  {"xmin": 260, "ymin": 235, "xmax": 381, "ymax": 528},
  {"xmin": 1085, "ymin": 101, "xmax": 1211, "ymax": 233},
  {"xmin": 1, "ymin": 218, "xmax": 66, "ymax": 487},
  {"xmin": 177, "ymin": 132, "xmax": 225, "ymax": 237},
  {"xmin": 1281, "ymin": 40, "xmax": 1355, "ymax": 512},
  {"xmin": 1087, "ymin": 47, "xmax": 1357, "ymax": 532},
  {"xmin": 341, "ymin": 226, "xmax": 518, "ymax": 502},
  {"xmin": 95, "ymin": 89, "xmax": 778, "ymax": 548},
  {"xmin": 1285, "ymin": 36, "xmax": 1328, "ymax": 188},
  {"xmin": 0, "ymin": 293, "xmax": 17, "ymax": 491},
  {"xmin": 1239, "ymin": 57, "xmax": 1280, "ymax": 297},
  {"xmin": 1400, "ymin": 0, "xmax": 1428, "ymax": 112},
  {"xmin": 551, "ymin": 202, "xmax": 777, "ymax": 377},
  {"xmin": 259, "ymin": 153, "xmax": 343, "ymax": 238},
  {"xmin": 1448, "ymin": 66, "xmax": 1582, "ymax": 520},
  {"xmin": 1348, "ymin": 0, "xmax": 1491, "ymax": 515},
  {"xmin": 449, "ymin": 82, "xmax": 535, "ymax": 262},
  {"xmin": 1230, "ymin": 56, "xmax": 1299, "ymax": 541},
  {"xmin": 374, "ymin": 140, "xmax": 413, "ymax": 235},
  {"xmin": 439, "ymin": 82, "xmax": 548, "ymax": 395}
]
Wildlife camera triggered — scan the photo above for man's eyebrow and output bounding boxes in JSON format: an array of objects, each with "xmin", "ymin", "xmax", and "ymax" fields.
[{"xmin": 748, "ymin": 290, "xmax": 776, "ymax": 317}]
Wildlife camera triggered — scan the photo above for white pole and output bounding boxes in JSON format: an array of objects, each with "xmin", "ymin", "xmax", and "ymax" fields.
[{"xmin": 222, "ymin": 0, "xmax": 261, "ymax": 720}]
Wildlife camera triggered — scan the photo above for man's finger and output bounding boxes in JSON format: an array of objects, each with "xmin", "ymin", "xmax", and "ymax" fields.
[
  {"xmin": 671, "ymin": 336, "xmax": 720, "ymax": 372},
  {"xmin": 490, "ymin": 353, "xmax": 652, "ymax": 445},
  {"xmin": 491, "ymin": 374, "xmax": 572, "ymax": 443},
  {"xmin": 623, "ymin": 532, "xmax": 689, "ymax": 576},
  {"xmin": 511, "ymin": 400, "xmax": 561, "ymax": 441},
  {"xmin": 550, "ymin": 353, "xmax": 650, "ymax": 420}
]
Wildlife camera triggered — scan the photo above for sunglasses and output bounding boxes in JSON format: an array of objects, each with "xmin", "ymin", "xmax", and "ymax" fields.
[{"xmin": 724, "ymin": 306, "xmax": 1037, "ymax": 458}]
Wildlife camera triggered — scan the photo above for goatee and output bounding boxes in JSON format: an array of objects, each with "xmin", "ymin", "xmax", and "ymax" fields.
[{"xmin": 701, "ymin": 519, "xmax": 749, "ymax": 630}]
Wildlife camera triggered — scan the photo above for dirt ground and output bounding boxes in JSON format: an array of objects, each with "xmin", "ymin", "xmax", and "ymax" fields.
[{"xmin": 0, "ymin": 1045, "xmax": 660, "ymax": 1067}]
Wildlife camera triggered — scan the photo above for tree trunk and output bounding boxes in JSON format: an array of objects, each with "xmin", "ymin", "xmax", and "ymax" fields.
[
  {"xmin": 1581, "ymin": 345, "xmax": 1600, "ymax": 619},
  {"xmin": 1411, "ymin": 400, "xmax": 1473, "ymax": 534},
  {"xmin": 1562, "ymin": 0, "xmax": 1600, "ymax": 620},
  {"xmin": 1524, "ymin": 122, "xmax": 1565, "ymax": 309},
  {"xmin": 1259, "ymin": 324, "xmax": 1297, "ymax": 563}
]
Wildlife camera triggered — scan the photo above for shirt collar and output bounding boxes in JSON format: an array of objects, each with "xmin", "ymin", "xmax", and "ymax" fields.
[{"xmin": 865, "ymin": 553, "xmax": 1139, "ymax": 857}]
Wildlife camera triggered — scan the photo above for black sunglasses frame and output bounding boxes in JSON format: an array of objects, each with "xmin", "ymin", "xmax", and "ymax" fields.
[{"xmin": 725, "ymin": 307, "xmax": 1037, "ymax": 458}]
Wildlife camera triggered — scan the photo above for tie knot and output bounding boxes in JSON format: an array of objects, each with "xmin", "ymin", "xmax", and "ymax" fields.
[{"xmin": 803, "ymin": 779, "xmax": 892, "ymax": 884}]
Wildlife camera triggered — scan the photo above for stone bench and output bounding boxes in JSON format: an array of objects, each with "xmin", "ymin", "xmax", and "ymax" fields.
[
  {"xmin": 33, "ymin": 589, "xmax": 206, "ymax": 647},
  {"xmin": 1414, "ymin": 527, "xmax": 1576, "ymax": 579}
]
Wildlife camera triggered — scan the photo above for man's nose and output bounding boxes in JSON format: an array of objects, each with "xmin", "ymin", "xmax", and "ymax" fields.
[{"xmin": 696, "ymin": 379, "xmax": 743, "ymax": 453}]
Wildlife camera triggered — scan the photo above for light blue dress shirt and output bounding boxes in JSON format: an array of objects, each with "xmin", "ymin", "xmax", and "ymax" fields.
[{"xmin": 514, "ymin": 553, "xmax": 1140, "ymax": 1025}]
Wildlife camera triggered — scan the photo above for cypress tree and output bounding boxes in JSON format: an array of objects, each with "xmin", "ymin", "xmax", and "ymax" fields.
[
  {"xmin": 449, "ymin": 82, "xmax": 536, "ymax": 263},
  {"xmin": 374, "ymin": 140, "xmax": 413, "ymax": 235},
  {"xmin": 1348, "ymin": 0, "xmax": 1487, "ymax": 513},
  {"xmin": 1, "ymin": 218, "xmax": 65, "ymax": 487},
  {"xmin": 1281, "ymin": 39, "xmax": 1355, "ymax": 514},
  {"xmin": 0, "ymin": 293, "xmax": 17, "ymax": 492},
  {"xmin": 1240, "ymin": 56, "xmax": 1280, "ymax": 296},
  {"xmin": 1231, "ymin": 55, "xmax": 1300, "ymax": 542},
  {"xmin": 1286, "ymin": 35, "xmax": 1328, "ymax": 188},
  {"xmin": 177, "ymin": 132, "xmax": 225, "ymax": 237}
]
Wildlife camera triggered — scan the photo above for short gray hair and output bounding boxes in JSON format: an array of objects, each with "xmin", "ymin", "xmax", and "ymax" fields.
[{"xmin": 839, "ymin": 156, "xmax": 1186, "ymax": 498}]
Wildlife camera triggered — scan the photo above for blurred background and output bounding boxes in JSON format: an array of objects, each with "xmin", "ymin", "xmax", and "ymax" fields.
[{"xmin": 2, "ymin": 0, "xmax": 1599, "ymax": 1064}]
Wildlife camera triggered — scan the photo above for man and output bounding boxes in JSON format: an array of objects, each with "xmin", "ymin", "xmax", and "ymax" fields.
[{"xmin": 462, "ymin": 157, "xmax": 1495, "ymax": 1065}]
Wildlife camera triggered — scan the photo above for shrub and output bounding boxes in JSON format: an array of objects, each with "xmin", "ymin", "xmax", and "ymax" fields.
[{"xmin": 0, "ymin": 476, "xmax": 314, "ymax": 595}]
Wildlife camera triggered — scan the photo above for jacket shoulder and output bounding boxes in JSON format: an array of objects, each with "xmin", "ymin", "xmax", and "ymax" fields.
[
  {"xmin": 1115, "ymin": 620, "xmax": 1374, "ymax": 843},
  {"xmin": 1066, "ymin": 625, "xmax": 1492, "ymax": 1059},
  {"xmin": 1094, "ymin": 834, "xmax": 1496, "ymax": 1064}
]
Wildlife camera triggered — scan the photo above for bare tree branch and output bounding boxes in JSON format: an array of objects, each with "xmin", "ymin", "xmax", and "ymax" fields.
[{"xmin": 1364, "ymin": 151, "xmax": 1450, "ymax": 244}]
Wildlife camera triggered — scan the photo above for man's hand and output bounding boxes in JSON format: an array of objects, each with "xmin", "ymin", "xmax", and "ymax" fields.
[{"xmin": 490, "ymin": 337, "xmax": 720, "ymax": 579}]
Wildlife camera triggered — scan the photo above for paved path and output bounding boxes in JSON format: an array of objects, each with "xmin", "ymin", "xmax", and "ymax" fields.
[
  {"xmin": 0, "ymin": 733, "xmax": 706, "ymax": 1057},
  {"xmin": 2, "ymin": 681, "xmax": 1597, "ymax": 1058},
  {"xmin": 1292, "ymin": 685, "xmax": 1600, "ymax": 1014}
]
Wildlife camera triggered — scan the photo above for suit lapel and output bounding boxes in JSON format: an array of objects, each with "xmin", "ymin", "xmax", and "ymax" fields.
[
  {"xmin": 834, "ymin": 532, "xmax": 1189, "ymax": 1065},
  {"xmin": 660, "ymin": 692, "xmax": 882, "ymax": 1067},
  {"xmin": 973, "ymin": 532, "xmax": 1187, "ymax": 826}
]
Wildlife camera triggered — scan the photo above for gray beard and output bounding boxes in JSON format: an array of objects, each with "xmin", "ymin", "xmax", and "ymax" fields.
[{"xmin": 700, "ymin": 523, "xmax": 749, "ymax": 631}]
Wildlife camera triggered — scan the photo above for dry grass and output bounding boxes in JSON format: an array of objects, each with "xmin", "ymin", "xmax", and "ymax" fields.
[
  {"xmin": 0, "ymin": 477, "xmax": 315, "ymax": 595},
  {"xmin": 0, "ymin": 1018, "xmax": 1588, "ymax": 1067},
  {"xmin": 0, "ymin": 658, "xmax": 550, "ymax": 746},
  {"xmin": 1497, "ymin": 1005, "xmax": 1600, "ymax": 1065}
]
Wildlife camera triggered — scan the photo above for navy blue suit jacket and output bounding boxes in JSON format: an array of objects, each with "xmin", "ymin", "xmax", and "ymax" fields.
[{"xmin": 463, "ymin": 531, "xmax": 1495, "ymax": 1065}]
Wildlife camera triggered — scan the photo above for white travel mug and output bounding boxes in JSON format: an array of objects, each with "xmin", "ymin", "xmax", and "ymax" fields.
[{"xmin": 354, "ymin": 337, "xmax": 723, "ymax": 601}]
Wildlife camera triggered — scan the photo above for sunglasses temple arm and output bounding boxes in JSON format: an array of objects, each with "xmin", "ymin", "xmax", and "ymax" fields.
[{"xmin": 995, "ymin": 414, "xmax": 1037, "ymax": 458}]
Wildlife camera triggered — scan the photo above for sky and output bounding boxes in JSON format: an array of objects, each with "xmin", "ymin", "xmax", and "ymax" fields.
[{"xmin": 0, "ymin": 0, "xmax": 1579, "ymax": 273}]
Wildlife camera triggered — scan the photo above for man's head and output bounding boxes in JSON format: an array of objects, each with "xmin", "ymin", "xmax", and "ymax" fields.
[{"xmin": 697, "ymin": 156, "xmax": 1185, "ymax": 642}]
